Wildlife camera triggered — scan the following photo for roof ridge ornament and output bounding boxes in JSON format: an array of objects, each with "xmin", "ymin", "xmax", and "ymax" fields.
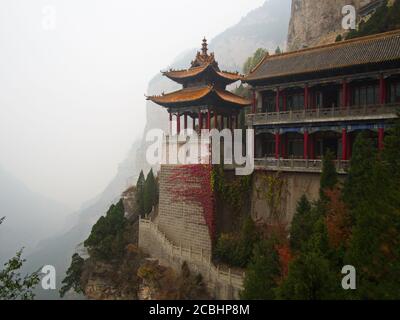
[{"xmin": 202, "ymin": 37, "xmax": 208, "ymax": 56}]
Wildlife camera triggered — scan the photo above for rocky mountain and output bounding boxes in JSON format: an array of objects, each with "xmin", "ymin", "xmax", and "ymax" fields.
[
  {"xmin": 287, "ymin": 0, "xmax": 374, "ymax": 51},
  {"xmin": 25, "ymin": 0, "xmax": 291, "ymax": 299}
]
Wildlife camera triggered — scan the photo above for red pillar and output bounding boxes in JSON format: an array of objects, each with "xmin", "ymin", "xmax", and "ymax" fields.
[
  {"xmin": 379, "ymin": 75, "xmax": 386, "ymax": 105},
  {"xmin": 207, "ymin": 109, "xmax": 211, "ymax": 130},
  {"xmin": 304, "ymin": 85, "xmax": 309, "ymax": 110},
  {"xmin": 177, "ymin": 113, "xmax": 181, "ymax": 134},
  {"xmin": 276, "ymin": 87, "xmax": 280, "ymax": 113},
  {"xmin": 378, "ymin": 128, "xmax": 385, "ymax": 151},
  {"xmin": 220, "ymin": 115, "xmax": 224, "ymax": 130},
  {"xmin": 275, "ymin": 132, "xmax": 281, "ymax": 159},
  {"xmin": 252, "ymin": 90, "xmax": 256, "ymax": 114},
  {"xmin": 342, "ymin": 128, "xmax": 348, "ymax": 161},
  {"xmin": 304, "ymin": 130, "xmax": 309, "ymax": 160}
]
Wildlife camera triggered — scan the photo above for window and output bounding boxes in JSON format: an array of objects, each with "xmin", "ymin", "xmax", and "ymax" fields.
[{"xmin": 352, "ymin": 84, "xmax": 379, "ymax": 106}]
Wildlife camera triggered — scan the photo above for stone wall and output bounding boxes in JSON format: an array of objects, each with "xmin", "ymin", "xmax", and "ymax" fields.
[
  {"xmin": 139, "ymin": 219, "xmax": 244, "ymax": 300},
  {"xmin": 157, "ymin": 165, "xmax": 212, "ymax": 256},
  {"xmin": 251, "ymin": 170, "xmax": 322, "ymax": 225}
]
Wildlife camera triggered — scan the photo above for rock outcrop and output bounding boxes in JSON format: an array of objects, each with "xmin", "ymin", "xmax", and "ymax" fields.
[{"xmin": 287, "ymin": 0, "xmax": 374, "ymax": 51}]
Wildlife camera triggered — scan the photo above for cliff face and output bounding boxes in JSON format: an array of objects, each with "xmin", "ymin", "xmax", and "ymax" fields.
[{"xmin": 287, "ymin": 0, "xmax": 374, "ymax": 51}]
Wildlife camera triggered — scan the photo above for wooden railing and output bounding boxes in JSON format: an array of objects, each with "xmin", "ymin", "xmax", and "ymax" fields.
[
  {"xmin": 254, "ymin": 158, "xmax": 350, "ymax": 174},
  {"xmin": 247, "ymin": 104, "xmax": 399, "ymax": 126}
]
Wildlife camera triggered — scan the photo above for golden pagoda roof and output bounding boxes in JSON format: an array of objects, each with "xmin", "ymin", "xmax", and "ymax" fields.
[
  {"xmin": 147, "ymin": 85, "xmax": 251, "ymax": 108},
  {"xmin": 163, "ymin": 63, "xmax": 243, "ymax": 85}
]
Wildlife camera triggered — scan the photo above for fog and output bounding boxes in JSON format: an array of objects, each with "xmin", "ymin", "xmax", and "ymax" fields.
[{"xmin": 0, "ymin": 0, "xmax": 265, "ymax": 210}]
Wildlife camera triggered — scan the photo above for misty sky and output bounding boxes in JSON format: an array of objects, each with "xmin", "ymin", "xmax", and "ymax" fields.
[{"xmin": 0, "ymin": 0, "xmax": 266, "ymax": 210}]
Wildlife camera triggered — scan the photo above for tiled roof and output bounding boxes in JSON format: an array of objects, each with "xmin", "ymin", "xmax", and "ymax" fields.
[
  {"xmin": 245, "ymin": 29, "xmax": 400, "ymax": 83},
  {"xmin": 148, "ymin": 86, "xmax": 212, "ymax": 104},
  {"xmin": 163, "ymin": 63, "xmax": 242, "ymax": 84},
  {"xmin": 147, "ymin": 86, "xmax": 251, "ymax": 107}
]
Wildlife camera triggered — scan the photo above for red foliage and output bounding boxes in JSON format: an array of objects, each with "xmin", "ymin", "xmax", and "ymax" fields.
[
  {"xmin": 167, "ymin": 165, "xmax": 216, "ymax": 242},
  {"xmin": 276, "ymin": 243, "xmax": 293, "ymax": 280},
  {"xmin": 325, "ymin": 188, "xmax": 352, "ymax": 249}
]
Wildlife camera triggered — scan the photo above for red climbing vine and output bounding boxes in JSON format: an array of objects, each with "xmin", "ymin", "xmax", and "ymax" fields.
[{"xmin": 167, "ymin": 164, "xmax": 216, "ymax": 242}]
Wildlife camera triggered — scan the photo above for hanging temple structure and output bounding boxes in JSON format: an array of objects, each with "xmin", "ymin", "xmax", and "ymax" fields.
[{"xmin": 148, "ymin": 33, "xmax": 400, "ymax": 172}]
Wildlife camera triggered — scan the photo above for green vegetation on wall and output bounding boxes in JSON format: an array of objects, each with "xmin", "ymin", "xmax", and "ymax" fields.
[{"xmin": 345, "ymin": 0, "xmax": 400, "ymax": 40}]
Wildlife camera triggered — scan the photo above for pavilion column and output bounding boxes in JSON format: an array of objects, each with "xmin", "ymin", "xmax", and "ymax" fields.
[
  {"xmin": 220, "ymin": 115, "xmax": 224, "ymax": 130},
  {"xmin": 177, "ymin": 113, "xmax": 181, "ymax": 134},
  {"xmin": 304, "ymin": 85, "xmax": 309, "ymax": 110},
  {"xmin": 276, "ymin": 87, "xmax": 280, "ymax": 113},
  {"xmin": 378, "ymin": 127, "xmax": 385, "ymax": 151},
  {"xmin": 275, "ymin": 132, "xmax": 281, "ymax": 160},
  {"xmin": 214, "ymin": 110, "xmax": 218, "ymax": 129},
  {"xmin": 342, "ymin": 128, "xmax": 348, "ymax": 161},
  {"xmin": 379, "ymin": 75, "xmax": 386, "ymax": 105},
  {"xmin": 235, "ymin": 115, "xmax": 239, "ymax": 130},
  {"xmin": 207, "ymin": 109, "xmax": 211, "ymax": 130},
  {"xmin": 169, "ymin": 113, "xmax": 172, "ymax": 135},
  {"xmin": 304, "ymin": 130, "xmax": 309, "ymax": 160}
]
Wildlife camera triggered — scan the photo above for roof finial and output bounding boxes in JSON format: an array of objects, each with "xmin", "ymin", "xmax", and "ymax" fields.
[{"xmin": 202, "ymin": 37, "xmax": 208, "ymax": 56}]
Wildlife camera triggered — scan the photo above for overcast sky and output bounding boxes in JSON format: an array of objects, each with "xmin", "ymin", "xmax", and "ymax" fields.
[{"xmin": 0, "ymin": 0, "xmax": 266, "ymax": 210}]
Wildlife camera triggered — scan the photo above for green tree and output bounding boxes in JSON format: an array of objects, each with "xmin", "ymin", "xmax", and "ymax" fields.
[
  {"xmin": 277, "ymin": 218, "xmax": 342, "ymax": 300},
  {"xmin": 344, "ymin": 121, "xmax": 400, "ymax": 299},
  {"xmin": 346, "ymin": 0, "xmax": 400, "ymax": 40},
  {"xmin": 290, "ymin": 195, "xmax": 313, "ymax": 252},
  {"xmin": 136, "ymin": 171, "xmax": 146, "ymax": 217},
  {"xmin": 343, "ymin": 132, "xmax": 377, "ymax": 211},
  {"xmin": 59, "ymin": 254, "xmax": 85, "ymax": 298},
  {"xmin": 143, "ymin": 169, "xmax": 157, "ymax": 215},
  {"xmin": 275, "ymin": 46, "xmax": 282, "ymax": 54},
  {"xmin": 0, "ymin": 218, "xmax": 40, "ymax": 300},
  {"xmin": 320, "ymin": 151, "xmax": 338, "ymax": 200},
  {"xmin": 241, "ymin": 239, "xmax": 281, "ymax": 300},
  {"xmin": 84, "ymin": 200, "xmax": 127, "ymax": 260},
  {"xmin": 243, "ymin": 48, "xmax": 268, "ymax": 75}
]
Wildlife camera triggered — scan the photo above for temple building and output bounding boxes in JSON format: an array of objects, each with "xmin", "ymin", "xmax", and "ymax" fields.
[
  {"xmin": 244, "ymin": 30, "xmax": 400, "ymax": 173},
  {"xmin": 147, "ymin": 38, "xmax": 251, "ymax": 135}
]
